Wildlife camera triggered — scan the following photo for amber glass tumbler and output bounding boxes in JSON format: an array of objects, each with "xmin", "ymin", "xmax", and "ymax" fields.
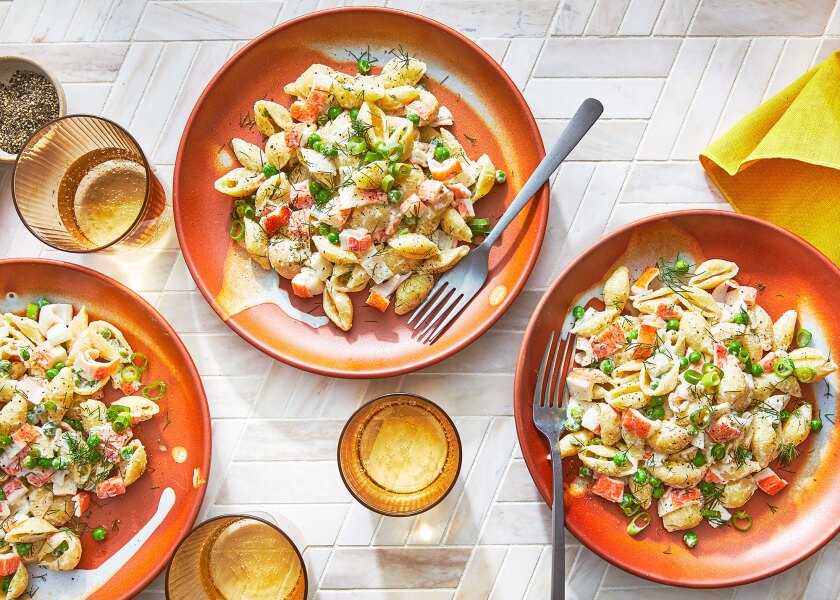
[
  {"xmin": 12, "ymin": 115, "xmax": 170, "ymax": 253},
  {"xmin": 166, "ymin": 514, "xmax": 307, "ymax": 600},
  {"xmin": 338, "ymin": 393, "xmax": 462, "ymax": 516}
]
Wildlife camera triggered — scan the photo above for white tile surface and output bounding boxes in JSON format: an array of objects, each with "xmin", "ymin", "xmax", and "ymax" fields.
[{"xmin": 2, "ymin": 1, "xmax": 840, "ymax": 599}]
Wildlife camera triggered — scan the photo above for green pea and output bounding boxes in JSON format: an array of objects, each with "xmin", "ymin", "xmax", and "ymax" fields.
[
  {"xmin": 652, "ymin": 486, "xmax": 665, "ymax": 499},
  {"xmin": 648, "ymin": 476, "xmax": 661, "ymax": 488},
  {"xmin": 495, "ymin": 170, "xmax": 506, "ymax": 183},
  {"xmin": 349, "ymin": 108, "xmax": 360, "ymax": 120},
  {"xmin": 674, "ymin": 259, "xmax": 690, "ymax": 273},
  {"xmin": 751, "ymin": 363, "xmax": 763, "ymax": 377},
  {"xmin": 779, "ymin": 409, "xmax": 790, "ymax": 421},
  {"xmin": 87, "ymin": 434, "xmax": 101, "ymax": 448},
  {"xmin": 312, "ymin": 141, "xmax": 323, "ymax": 153},
  {"xmin": 811, "ymin": 418, "xmax": 823, "ymax": 432},
  {"xmin": 564, "ymin": 418, "xmax": 580, "ymax": 432},
  {"xmin": 327, "ymin": 232, "xmax": 340, "ymax": 245},
  {"xmin": 15, "ymin": 543, "xmax": 31, "ymax": 556},
  {"xmin": 683, "ymin": 532, "xmax": 698, "ymax": 548},
  {"xmin": 309, "ymin": 180, "xmax": 322, "ymax": 196},
  {"xmin": 0, "ymin": 360, "xmax": 10, "ymax": 373},
  {"xmin": 327, "ymin": 106, "xmax": 342, "ymax": 120},
  {"xmin": 691, "ymin": 453, "xmax": 706, "ymax": 467},
  {"xmin": 627, "ymin": 330, "xmax": 639, "ymax": 341},
  {"xmin": 316, "ymin": 189, "xmax": 330, "ymax": 205},
  {"xmin": 358, "ymin": 59, "xmax": 371, "ymax": 74},
  {"xmin": 19, "ymin": 348, "xmax": 29, "ymax": 361},
  {"xmin": 688, "ymin": 351, "xmax": 702, "ymax": 364},
  {"xmin": 307, "ymin": 133, "xmax": 321, "ymax": 147},
  {"xmin": 92, "ymin": 527, "xmax": 107, "ymax": 542},
  {"xmin": 2, "ymin": 576, "xmax": 10, "ymax": 592},
  {"xmin": 262, "ymin": 164, "xmax": 277, "ymax": 178},
  {"xmin": 43, "ymin": 401, "xmax": 57, "ymax": 412},
  {"xmin": 387, "ymin": 189, "xmax": 402, "ymax": 204},
  {"xmin": 406, "ymin": 113, "xmax": 420, "ymax": 125},
  {"xmin": 433, "ymin": 145, "xmax": 450, "ymax": 161},
  {"xmin": 733, "ymin": 312, "xmax": 749, "ymax": 325},
  {"xmin": 45, "ymin": 368, "xmax": 59, "ymax": 380},
  {"xmin": 727, "ymin": 342, "xmax": 742, "ymax": 355},
  {"xmin": 666, "ymin": 319, "xmax": 680, "ymax": 331},
  {"xmin": 649, "ymin": 396, "xmax": 665, "ymax": 408},
  {"xmin": 318, "ymin": 223, "xmax": 330, "ymax": 236},
  {"xmin": 0, "ymin": 435, "xmax": 11, "ymax": 449},
  {"xmin": 678, "ymin": 355, "xmax": 689, "ymax": 368},
  {"xmin": 37, "ymin": 457, "xmax": 52, "ymax": 469},
  {"xmin": 572, "ymin": 305, "xmax": 585, "ymax": 319},
  {"xmin": 650, "ymin": 406, "xmax": 665, "ymax": 420},
  {"xmin": 22, "ymin": 456, "xmax": 37, "ymax": 469},
  {"xmin": 51, "ymin": 458, "xmax": 65, "ymax": 470},
  {"xmin": 579, "ymin": 466, "xmax": 592, "ymax": 478},
  {"xmin": 633, "ymin": 469, "xmax": 648, "ymax": 485},
  {"xmin": 613, "ymin": 452, "xmax": 628, "ymax": 466},
  {"xmin": 599, "ymin": 359, "xmax": 615, "ymax": 375}
]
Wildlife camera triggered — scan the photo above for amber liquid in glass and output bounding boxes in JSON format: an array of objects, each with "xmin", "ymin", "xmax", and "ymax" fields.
[
  {"xmin": 358, "ymin": 403, "xmax": 450, "ymax": 494},
  {"xmin": 198, "ymin": 519, "xmax": 304, "ymax": 600},
  {"xmin": 57, "ymin": 148, "xmax": 146, "ymax": 248}
]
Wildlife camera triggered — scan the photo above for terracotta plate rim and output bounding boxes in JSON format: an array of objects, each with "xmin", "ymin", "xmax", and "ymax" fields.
[
  {"xmin": 173, "ymin": 6, "xmax": 548, "ymax": 379},
  {"xmin": 0, "ymin": 257, "xmax": 212, "ymax": 598},
  {"xmin": 513, "ymin": 209, "xmax": 840, "ymax": 588}
]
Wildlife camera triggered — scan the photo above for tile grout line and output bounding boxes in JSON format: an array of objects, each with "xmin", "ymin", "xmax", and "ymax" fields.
[{"xmin": 667, "ymin": 37, "xmax": 719, "ymax": 160}]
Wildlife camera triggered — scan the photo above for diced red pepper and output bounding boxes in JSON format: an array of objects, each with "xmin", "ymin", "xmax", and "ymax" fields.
[
  {"xmin": 591, "ymin": 475, "xmax": 624, "ymax": 503},
  {"xmin": 96, "ymin": 476, "xmax": 127, "ymax": 499},
  {"xmin": 622, "ymin": 408, "xmax": 655, "ymax": 437},
  {"xmin": 656, "ymin": 304, "xmax": 682, "ymax": 321},
  {"xmin": 591, "ymin": 323, "xmax": 626, "ymax": 361},
  {"xmin": 260, "ymin": 205, "xmax": 292, "ymax": 237}
]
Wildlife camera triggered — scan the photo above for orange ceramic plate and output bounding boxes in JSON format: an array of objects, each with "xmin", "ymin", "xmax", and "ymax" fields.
[
  {"xmin": 0, "ymin": 259, "xmax": 211, "ymax": 600},
  {"xmin": 173, "ymin": 7, "xmax": 547, "ymax": 378},
  {"xmin": 514, "ymin": 211, "xmax": 840, "ymax": 587}
]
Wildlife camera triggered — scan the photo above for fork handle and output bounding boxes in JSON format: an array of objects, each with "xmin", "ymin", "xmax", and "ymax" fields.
[
  {"xmin": 481, "ymin": 98, "xmax": 603, "ymax": 248},
  {"xmin": 550, "ymin": 445, "xmax": 566, "ymax": 600}
]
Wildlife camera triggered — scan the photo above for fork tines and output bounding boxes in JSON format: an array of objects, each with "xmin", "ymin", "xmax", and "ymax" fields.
[
  {"xmin": 407, "ymin": 281, "xmax": 465, "ymax": 344},
  {"xmin": 534, "ymin": 331, "xmax": 578, "ymax": 411}
]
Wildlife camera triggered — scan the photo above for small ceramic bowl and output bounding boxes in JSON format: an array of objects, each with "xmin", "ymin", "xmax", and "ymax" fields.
[{"xmin": 0, "ymin": 55, "xmax": 67, "ymax": 164}]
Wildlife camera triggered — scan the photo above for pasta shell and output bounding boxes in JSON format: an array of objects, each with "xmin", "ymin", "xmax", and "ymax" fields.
[
  {"xmin": 357, "ymin": 102, "xmax": 388, "ymax": 146},
  {"xmin": 265, "ymin": 134, "xmax": 292, "ymax": 171},
  {"xmin": 606, "ymin": 381, "xmax": 648, "ymax": 410},
  {"xmin": 256, "ymin": 173, "xmax": 290, "ymax": 212},
  {"xmin": 254, "ymin": 100, "xmax": 292, "ymax": 137},
  {"xmin": 379, "ymin": 55, "xmax": 427, "ymax": 88},
  {"xmin": 214, "ymin": 168, "xmax": 265, "ymax": 197},
  {"xmin": 243, "ymin": 218, "xmax": 271, "ymax": 270},
  {"xmin": 79, "ymin": 399, "xmax": 106, "ymax": 432},
  {"xmin": 648, "ymin": 421, "xmax": 692, "ymax": 453},
  {"xmin": 571, "ymin": 308, "xmax": 618, "ymax": 337},
  {"xmin": 420, "ymin": 246, "xmax": 469, "ymax": 274},
  {"xmin": 641, "ymin": 359, "xmax": 680, "ymax": 396},
  {"xmin": 377, "ymin": 85, "xmax": 420, "ymax": 111},
  {"xmin": 599, "ymin": 405, "xmax": 622, "ymax": 446},
  {"xmin": 37, "ymin": 531, "xmax": 81, "ymax": 571},
  {"xmin": 781, "ymin": 403, "xmax": 812, "ymax": 448},
  {"xmin": 269, "ymin": 237, "xmax": 310, "ymax": 279},
  {"xmin": 388, "ymin": 233, "xmax": 440, "ymax": 260},
  {"xmin": 662, "ymin": 504, "xmax": 703, "ymax": 532},
  {"xmin": 559, "ymin": 430, "xmax": 594, "ymax": 458},
  {"xmin": 3, "ymin": 315, "xmax": 45, "ymax": 345},
  {"xmin": 750, "ymin": 412, "xmax": 779, "ymax": 468},
  {"xmin": 689, "ymin": 259, "xmax": 738, "ymax": 290},
  {"xmin": 351, "ymin": 161, "xmax": 389, "ymax": 189},
  {"xmin": 323, "ymin": 283, "xmax": 353, "ymax": 331},
  {"xmin": 772, "ymin": 310, "xmax": 797, "ymax": 352},
  {"xmin": 395, "ymin": 273, "xmax": 434, "ymax": 315},
  {"xmin": 331, "ymin": 73, "xmax": 385, "ymax": 108},
  {"xmin": 119, "ymin": 439, "xmax": 148, "ymax": 486},
  {"xmin": 679, "ymin": 312, "xmax": 711, "ymax": 354},
  {"xmin": 283, "ymin": 63, "xmax": 335, "ymax": 98},
  {"xmin": 117, "ymin": 396, "xmax": 160, "ymax": 423},
  {"xmin": 603, "ymin": 267, "xmax": 630, "ymax": 313},
  {"xmin": 3, "ymin": 563, "xmax": 27, "ymax": 599},
  {"xmin": 0, "ymin": 397, "xmax": 27, "ymax": 434},
  {"xmin": 632, "ymin": 288, "xmax": 679, "ymax": 314},
  {"xmin": 231, "ymin": 138, "xmax": 268, "ymax": 172},
  {"xmin": 720, "ymin": 477, "xmax": 757, "ymax": 508},
  {"xmin": 330, "ymin": 264, "xmax": 370, "ymax": 293},
  {"xmin": 787, "ymin": 347, "xmax": 837, "ymax": 382},
  {"xmin": 472, "ymin": 154, "xmax": 496, "ymax": 201},
  {"xmin": 716, "ymin": 363, "xmax": 750, "ymax": 411},
  {"xmin": 378, "ymin": 247, "xmax": 420, "ymax": 275},
  {"xmin": 579, "ymin": 445, "xmax": 637, "ymax": 477},
  {"xmin": 676, "ymin": 286, "xmax": 721, "ymax": 319},
  {"xmin": 748, "ymin": 305, "xmax": 774, "ymax": 351},
  {"xmin": 66, "ymin": 307, "xmax": 88, "ymax": 350},
  {"xmin": 6, "ymin": 518, "xmax": 57, "ymax": 543},
  {"xmin": 648, "ymin": 459, "xmax": 706, "ymax": 488},
  {"xmin": 44, "ymin": 367, "xmax": 73, "ymax": 422},
  {"xmin": 440, "ymin": 208, "xmax": 472, "ymax": 243}
]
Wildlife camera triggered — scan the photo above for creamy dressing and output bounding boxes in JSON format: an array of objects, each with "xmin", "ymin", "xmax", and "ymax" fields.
[
  {"xmin": 215, "ymin": 244, "xmax": 329, "ymax": 329},
  {"xmin": 28, "ymin": 488, "xmax": 175, "ymax": 599}
]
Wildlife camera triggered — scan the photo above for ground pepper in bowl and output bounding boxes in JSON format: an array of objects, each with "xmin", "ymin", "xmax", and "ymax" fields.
[{"xmin": 0, "ymin": 69, "xmax": 60, "ymax": 154}]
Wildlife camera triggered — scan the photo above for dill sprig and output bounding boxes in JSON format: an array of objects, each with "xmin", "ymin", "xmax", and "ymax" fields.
[
  {"xmin": 766, "ymin": 502, "xmax": 778, "ymax": 513},
  {"xmin": 655, "ymin": 256, "xmax": 696, "ymax": 298},
  {"xmin": 387, "ymin": 46, "xmax": 414, "ymax": 68},
  {"xmin": 732, "ymin": 445, "xmax": 753, "ymax": 468},
  {"xmin": 755, "ymin": 401, "xmax": 783, "ymax": 420},
  {"xmin": 777, "ymin": 442, "xmax": 799, "ymax": 467},
  {"xmin": 347, "ymin": 46, "xmax": 378, "ymax": 66},
  {"xmin": 463, "ymin": 133, "xmax": 477, "ymax": 146},
  {"xmin": 700, "ymin": 483, "xmax": 724, "ymax": 510}
]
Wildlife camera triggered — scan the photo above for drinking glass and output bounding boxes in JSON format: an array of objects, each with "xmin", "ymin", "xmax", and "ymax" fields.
[
  {"xmin": 166, "ymin": 514, "xmax": 307, "ymax": 600},
  {"xmin": 338, "ymin": 393, "xmax": 462, "ymax": 516},
  {"xmin": 12, "ymin": 114, "xmax": 170, "ymax": 253}
]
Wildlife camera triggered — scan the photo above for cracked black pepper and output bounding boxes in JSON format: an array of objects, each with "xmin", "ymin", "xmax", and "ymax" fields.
[{"xmin": 0, "ymin": 69, "xmax": 60, "ymax": 154}]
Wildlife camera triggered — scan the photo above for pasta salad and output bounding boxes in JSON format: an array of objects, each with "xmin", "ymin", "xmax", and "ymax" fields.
[
  {"xmin": 213, "ymin": 50, "xmax": 504, "ymax": 331},
  {"xmin": 560, "ymin": 257, "xmax": 837, "ymax": 547},
  {"xmin": 0, "ymin": 299, "xmax": 163, "ymax": 597}
]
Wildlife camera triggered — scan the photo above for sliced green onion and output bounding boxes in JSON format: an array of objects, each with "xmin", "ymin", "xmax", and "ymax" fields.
[
  {"xmin": 711, "ymin": 443, "xmax": 726, "ymax": 461},
  {"xmin": 388, "ymin": 162, "xmax": 412, "ymax": 179},
  {"xmin": 142, "ymin": 381, "xmax": 167, "ymax": 400},
  {"xmin": 380, "ymin": 174, "xmax": 395, "ymax": 193},
  {"xmin": 621, "ymin": 503, "xmax": 640, "ymax": 517},
  {"xmin": 346, "ymin": 140, "xmax": 367, "ymax": 155},
  {"xmin": 25, "ymin": 303, "xmax": 39, "ymax": 321},
  {"xmin": 738, "ymin": 348, "xmax": 751, "ymax": 363},
  {"xmin": 794, "ymin": 367, "xmax": 814, "ymax": 382},
  {"xmin": 683, "ymin": 532, "xmax": 698, "ymax": 548},
  {"xmin": 795, "ymin": 329, "xmax": 812, "ymax": 348},
  {"xmin": 112, "ymin": 413, "xmax": 131, "ymax": 433},
  {"xmin": 690, "ymin": 406, "xmax": 713, "ymax": 428},
  {"xmin": 121, "ymin": 365, "xmax": 141, "ymax": 383},
  {"xmin": 732, "ymin": 511, "xmax": 752, "ymax": 531},
  {"xmin": 684, "ymin": 369, "xmax": 702, "ymax": 385},
  {"xmin": 701, "ymin": 509, "xmax": 721, "ymax": 519},
  {"xmin": 701, "ymin": 370, "xmax": 721, "ymax": 388},
  {"xmin": 229, "ymin": 220, "xmax": 245, "ymax": 241},
  {"xmin": 773, "ymin": 358, "xmax": 795, "ymax": 378},
  {"xmin": 469, "ymin": 217, "xmax": 491, "ymax": 236},
  {"xmin": 364, "ymin": 151, "xmax": 384, "ymax": 163},
  {"xmin": 129, "ymin": 352, "xmax": 148, "ymax": 371},
  {"xmin": 382, "ymin": 142, "xmax": 404, "ymax": 162},
  {"xmin": 701, "ymin": 362, "xmax": 720, "ymax": 374}
]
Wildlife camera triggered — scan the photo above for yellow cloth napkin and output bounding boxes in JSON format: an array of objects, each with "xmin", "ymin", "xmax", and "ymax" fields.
[{"xmin": 700, "ymin": 50, "xmax": 840, "ymax": 266}]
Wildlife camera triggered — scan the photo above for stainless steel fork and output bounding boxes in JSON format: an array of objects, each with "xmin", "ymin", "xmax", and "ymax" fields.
[
  {"xmin": 533, "ymin": 330, "xmax": 577, "ymax": 600},
  {"xmin": 407, "ymin": 98, "xmax": 603, "ymax": 343}
]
